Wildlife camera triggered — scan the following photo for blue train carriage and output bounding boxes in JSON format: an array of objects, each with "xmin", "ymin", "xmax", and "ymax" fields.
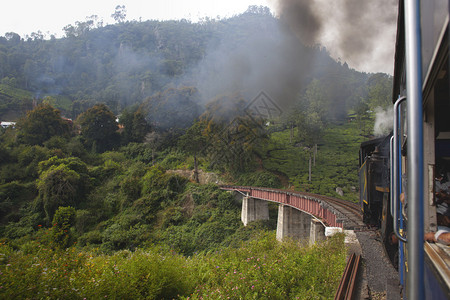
[{"xmin": 391, "ymin": 0, "xmax": 450, "ymax": 299}]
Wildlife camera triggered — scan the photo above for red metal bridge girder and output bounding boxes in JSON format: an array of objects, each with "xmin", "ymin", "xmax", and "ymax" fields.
[{"xmin": 221, "ymin": 186, "xmax": 343, "ymax": 228}]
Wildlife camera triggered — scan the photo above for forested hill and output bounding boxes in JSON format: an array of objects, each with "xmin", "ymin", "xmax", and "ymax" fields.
[{"xmin": 0, "ymin": 5, "xmax": 389, "ymax": 123}]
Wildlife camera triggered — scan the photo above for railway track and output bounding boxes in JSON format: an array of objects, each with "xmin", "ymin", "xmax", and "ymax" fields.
[
  {"xmin": 334, "ymin": 253, "xmax": 361, "ymax": 300},
  {"xmin": 312, "ymin": 193, "xmax": 367, "ymax": 231}
]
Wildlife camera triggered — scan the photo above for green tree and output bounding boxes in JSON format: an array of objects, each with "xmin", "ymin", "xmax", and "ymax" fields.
[
  {"xmin": 354, "ymin": 100, "xmax": 370, "ymax": 136},
  {"xmin": 119, "ymin": 105, "xmax": 151, "ymax": 144},
  {"xmin": 17, "ymin": 104, "xmax": 71, "ymax": 145},
  {"xmin": 70, "ymin": 99, "xmax": 94, "ymax": 119},
  {"xmin": 299, "ymin": 112, "xmax": 324, "ymax": 181},
  {"xmin": 76, "ymin": 104, "xmax": 119, "ymax": 152},
  {"xmin": 303, "ymin": 79, "xmax": 330, "ymax": 123},
  {"xmin": 366, "ymin": 73, "xmax": 393, "ymax": 110},
  {"xmin": 198, "ymin": 94, "xmax": 268, "ymax": 172},
  {"xmin": 295, "ymin": 79, "xmax": 328, "ymax": 181},
  {"xmin": 178, "ymin": 120, "xmax": 208, "ymax": 183},
  {"xmin": 37, "ymin": 164, "xmax": 81, "ymax": 223}
]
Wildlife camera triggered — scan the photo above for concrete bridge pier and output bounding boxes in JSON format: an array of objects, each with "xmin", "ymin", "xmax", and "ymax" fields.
[
  {"xmin": 276, "ymin": 204, "xmax": 312, "ymax": 242},
  {"xmin": 309, "ymin": 218, "xmax": 326, "ymax": 245},
  {"xmin": 241, "ymin": 196, "xmax": 269, "ymax": 226}
]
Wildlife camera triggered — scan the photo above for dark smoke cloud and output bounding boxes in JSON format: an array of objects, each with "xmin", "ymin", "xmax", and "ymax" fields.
[
  {"xmin": 184, "ymin": 0, "xmax": 397, "ymax": 117},
  {"xmin": 185, "ymin": 16, "xmax": 316, "ymax": 111},
  {"xmin": 275, "ymin": 0, "xmax": 322, "ymax": 46},
  {"xmin": 274, "ymin": 0, "xmax": 397, "ymax": 74}
]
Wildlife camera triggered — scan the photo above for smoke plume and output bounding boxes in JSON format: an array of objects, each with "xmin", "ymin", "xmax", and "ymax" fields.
[
  {"xmin": 274, "ymin": 0, "xmax": 398, "ymax": 74},
  {"xmin": 186, "ymin": 14, "xmax": 316, "ymax": 111},
  {"xmin": 373, "ymin": 106, "xmax": 393, "ymax": 137}
]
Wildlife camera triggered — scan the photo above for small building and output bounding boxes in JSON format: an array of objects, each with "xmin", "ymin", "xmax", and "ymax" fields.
[{"xmin": 0, "ymin": 121, "xmax": 16, "ymax": 129}]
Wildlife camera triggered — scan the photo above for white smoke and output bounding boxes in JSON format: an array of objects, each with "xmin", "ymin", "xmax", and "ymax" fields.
[{"xmin": 373, "ymin": 106, "xmax": 393, "ymax": 136}]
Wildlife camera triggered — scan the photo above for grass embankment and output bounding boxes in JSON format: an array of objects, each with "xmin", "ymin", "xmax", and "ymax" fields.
[
  {"xmin": 0, "ymin": 233, "xmax": 346, "ymax": 299},
  {"xmin": 0, "ymin": 84, "xmax": 32, "ymax": 120},
  {"xmin": 260, "ymin": 120, "xmax": 368, "ymax": 202},
  {"xmin": 0, "ymin": 83, "xmax": 72, "ymax": 120}
]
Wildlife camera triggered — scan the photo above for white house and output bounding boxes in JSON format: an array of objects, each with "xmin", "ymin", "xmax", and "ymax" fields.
[{"xmin": 0, "ymin": 121, "xmax": 16, "ymax": 129}]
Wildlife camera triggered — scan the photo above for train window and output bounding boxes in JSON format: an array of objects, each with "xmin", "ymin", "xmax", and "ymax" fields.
[
  {"xmin": 435, "ymin": 57, "xmax": 450, "ymax": 138},
  {"xmin": 421, "ymin": 0, "xmax": 448, "ymax": 81}
]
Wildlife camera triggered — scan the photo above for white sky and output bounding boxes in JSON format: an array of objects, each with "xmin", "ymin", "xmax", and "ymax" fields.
[{"xmin": 1, "ymin": 0, "xmax": 275, "ymax": 38}]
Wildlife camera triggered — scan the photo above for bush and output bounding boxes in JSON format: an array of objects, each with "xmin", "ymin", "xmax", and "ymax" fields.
[
  {"xmin": 239, "ymin": 171, "xmax": 282, "ymax": 188},
  {"xmin": 187, "ymin": 233, "xmax": 346, "ymax": 299},
  {"xmin": 78, "ymin": 230, "xmax": 102, "ymax": 246},
  {"xmin": 43, "ymin": 136, "xmax": 68, "ymax": 152},
  {"xmin": 37, "ymin": 164, "xmax": 82, "ymax": 222},
  {"xmin": 141, "ymin": 167, "xmax": 187, "ymax": 206},
  {"xmin": 119, "ymin": 142, "xmax": 153, "ymax": 163},
  {"xmin": 0, "ymin": 181, "xmax": 36, "ymax": 210},
  {"xmin": 100, "ymin": 212, "xmax": 152, "ymax": 251},
  {"xmin": 17, "ymin": 145, "xmax": 52, "ymax": 179},
  {"xmin": 82, "ymin": 248, "xmax": 193, "ymax": 299},
  {"xmin": 51, "ymin": 206, "xmax": 76, "ymax": 249},
  {"xmin": 159, "ymin": 151, "xmax": 187, "ymax": 169}
]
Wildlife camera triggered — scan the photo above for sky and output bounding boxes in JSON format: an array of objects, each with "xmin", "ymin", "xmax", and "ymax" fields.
[{"xmin": 1, "ymin": 0, "xmax": 274, "ymax": 38}]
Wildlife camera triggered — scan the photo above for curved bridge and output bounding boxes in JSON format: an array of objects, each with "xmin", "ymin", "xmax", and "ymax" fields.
[{"xmin": 220, "ymin": 186, "xmax": 361, "ymax": 242}]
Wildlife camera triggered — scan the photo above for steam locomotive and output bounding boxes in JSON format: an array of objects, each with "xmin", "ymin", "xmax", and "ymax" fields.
[{"xmin": 359, "ymin": 1, "xmax": 449, "ymax": 299}]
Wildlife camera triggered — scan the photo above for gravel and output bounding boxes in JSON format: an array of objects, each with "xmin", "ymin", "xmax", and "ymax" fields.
[{"xmin": 355, "ymin": 230, "xmax": 401, "ymax": 299}]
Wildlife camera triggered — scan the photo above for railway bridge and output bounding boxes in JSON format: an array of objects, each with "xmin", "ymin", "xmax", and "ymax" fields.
[{"xmin": 220, "ymin": 186, "xmax": 363, "ymax": 243}]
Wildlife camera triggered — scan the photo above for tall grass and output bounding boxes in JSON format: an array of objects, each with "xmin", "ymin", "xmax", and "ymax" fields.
[{"xmin": 0, "ymin": 233, "xmax": 346, "ymax": 299}]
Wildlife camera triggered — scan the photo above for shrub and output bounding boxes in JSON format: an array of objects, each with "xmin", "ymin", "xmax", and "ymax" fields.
[
  {"xmin": 186, "ymin": 233, "xmax": 346, "ymax": 299},
  {"xmin": 159, "ymin": 151, "xmax": 187, "ymax": 169},
  {"xmin": 120, "ymin": 176, "xmax": 142, "ymax": 205},
  {"xmin": 119, "ymin": 142, "xmax": 153, "ymax": 163},
  {"xmin": 51, "ymin": 206, "xmax": 76, "ymax": 249},
  {"xmin": 78, "ymin": 230, "xmax": 102, "ymax": 246},
  {"xmin": 43, "ymin": 136, "xmax": 68, "ymax": 152},
  {"xmin": 76, "ymin": 247, "xmax": 195, "ymax": 299},
  {"xmin": 17, "ymin": 145, "xmax": 52, "ymax": 179},
  {"xmin": 239, "ymin": 171, "xmax": 282, "ymax": 188},
  {"xmin": 37, "ymin": 164, "xmax": 81, "ymax": 222}
]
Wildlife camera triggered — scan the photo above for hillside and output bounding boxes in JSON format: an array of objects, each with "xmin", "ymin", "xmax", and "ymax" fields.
[
  {"xmin": 259, "ymin": 119, "xmax": 368, "ymax": 202},
  {"xmin": 0, "ymin": 6, "xmax": 379, "ymax": 121}
]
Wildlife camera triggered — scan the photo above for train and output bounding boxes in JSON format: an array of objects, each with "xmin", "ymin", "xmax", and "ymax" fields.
[{"xmin": 358, "ymin": 1, "xmax": 449, "ymax": 299}]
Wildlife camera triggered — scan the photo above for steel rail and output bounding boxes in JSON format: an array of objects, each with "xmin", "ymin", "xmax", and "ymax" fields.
[{"xmin": 334, "ymin": 253, "xmax": 361, "ymax": 300}]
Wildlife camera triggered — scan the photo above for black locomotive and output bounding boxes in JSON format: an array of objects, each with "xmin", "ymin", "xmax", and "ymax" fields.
[{"xmin": 358, "ymin": 134, "xmax": 397, "ymax": 266}]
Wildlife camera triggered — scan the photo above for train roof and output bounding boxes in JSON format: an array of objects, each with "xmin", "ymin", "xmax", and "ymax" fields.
[{"xmin": 360, "ymin": 134, "xmax": 391, "ymax": 149}]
